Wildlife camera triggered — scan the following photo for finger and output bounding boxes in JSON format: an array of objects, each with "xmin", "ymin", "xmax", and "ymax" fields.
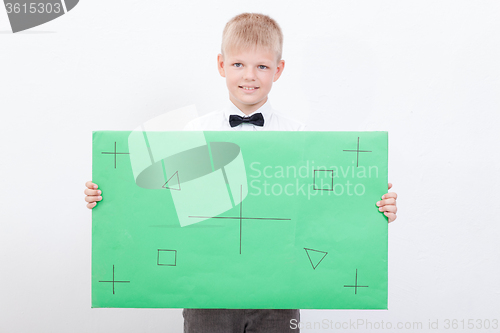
[
  {"xmin": 85, "ymin": 181, "xmax": 98, "ymax": 190},
  {"xmin": 388, "ymin": 183, "xmax": 392, "ymax": 190},
  {"xmin": 382, "ymin": 192, "xmax": 398, "ymax": 200},
  {"xmin": 384, "ymin": 212, "xmax": 397, "ymax": 223},
  {"xmin": 84, "ymin": 188, "xmax": 102, "ymax": 196},
  {"xmin": 87, "ymin": 202, "xmax": 97, "ymax": 209},
  {"xmin": 379, "ymin": 205, "xmax": 397, "ymax": 214},
  {"xmin": 85, "ymin": 195, "xmax": 102, "ymax": 203},
  {"xmin": 376, "ymin": 198, "xmax": 396, "ymax": 207}
]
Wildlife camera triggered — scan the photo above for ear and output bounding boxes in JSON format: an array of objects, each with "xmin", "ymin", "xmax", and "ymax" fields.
[
  {"xmin": 217, "ymin": 54, "xmax": 226, "ymax": 78},
  {"xmin": 273, "ymin": 59, "xmax": 285, "ymax": 82}
]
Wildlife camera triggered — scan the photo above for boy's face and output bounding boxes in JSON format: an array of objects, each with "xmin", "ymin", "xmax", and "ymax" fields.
[{"xmin": 217, "ymin": 47, "xmax": 285, "ymax": 114}]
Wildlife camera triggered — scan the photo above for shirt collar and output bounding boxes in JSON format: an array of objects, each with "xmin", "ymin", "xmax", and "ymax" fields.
[{"xmin": 224, "ymin": 100, "xmax": 273, "ymax": 129}]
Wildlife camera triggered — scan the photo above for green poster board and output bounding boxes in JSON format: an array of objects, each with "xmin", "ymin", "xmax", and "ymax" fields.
[{"xmin": 92, "ymin": 131, "xmax": 388, "ymax": 309}]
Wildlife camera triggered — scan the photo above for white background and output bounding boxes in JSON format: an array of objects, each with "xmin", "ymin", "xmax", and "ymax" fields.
[{"xmin": 1, "ymin": 1, "xmax": 499, "ymax": 332}]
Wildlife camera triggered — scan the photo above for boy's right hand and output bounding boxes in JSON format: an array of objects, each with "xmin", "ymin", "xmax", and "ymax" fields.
[{"xmin": 84, "ymin": 181, "xmax": 102, "ymax": 209}]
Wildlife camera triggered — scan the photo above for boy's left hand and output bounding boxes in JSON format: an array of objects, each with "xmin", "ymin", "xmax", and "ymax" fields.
[{"xmin": 376, "ymin": 183, "xmax": 398, "ymax": 223}]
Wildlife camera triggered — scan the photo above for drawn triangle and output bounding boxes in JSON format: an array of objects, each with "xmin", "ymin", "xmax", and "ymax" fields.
[
  {"xmin": 304, "ymin": 248, "xmax": 328, "ymax": 270},
  {"xmin": 162, "ymin": 171, "xmax": 180, "ymax": 191}
]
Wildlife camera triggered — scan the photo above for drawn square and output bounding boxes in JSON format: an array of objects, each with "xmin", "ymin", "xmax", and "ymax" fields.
[
  {"xmin": 157, "ymin": 249, "xmax": 177, "ymax": 266},
  {"xmin": 313, "ymin": 170, "xmax": 334, "ymax": 191}
]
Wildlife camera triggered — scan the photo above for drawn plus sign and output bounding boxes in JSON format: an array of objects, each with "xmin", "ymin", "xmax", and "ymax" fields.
[
  {"xmin": 98, "ymin": 265, "xmax": 130, "ymax": 295},
  {"xmin": 343, "ymin": 137, "xmax": 372, "ymax": 167},
  {"xmin": 189, "ymin": 185, "xmax": 291, "ymax": 254},
  {"xmin": 344, "ymin": 269, "xmax": 369, "ymax": 294},
  {"xmin": 101, "ymin": 142, "xmax": 130, "ymax": 169}
]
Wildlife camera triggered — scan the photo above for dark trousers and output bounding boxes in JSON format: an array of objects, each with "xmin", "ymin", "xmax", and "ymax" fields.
[{"xmin": 183, "ymin": 309, "xmax": 300, "ymax": 333}]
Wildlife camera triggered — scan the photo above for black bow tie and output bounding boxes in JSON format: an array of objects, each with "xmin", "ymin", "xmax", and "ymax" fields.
[{"xmin": 229, "ymin": 113, "xmax": 265, "ymax": 127}]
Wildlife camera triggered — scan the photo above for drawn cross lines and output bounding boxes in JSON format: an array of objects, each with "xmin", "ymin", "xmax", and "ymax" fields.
[
  {"xmin": 343, "ymin": 137, "xmax": 372, "ymax": 167},
  {"xmin": 189, "ymin": 185, "xmax": 291, "ymax": 254},
  {"xmin": 98, "ymin": 265, "xmax": 130, "ymax": 295},
  {"xmin": 344, "ymin": 269, "xmax": 369, "ymax": 294},
  {"xmin": 101, "ymin": 142, "xmax": 130, "ymax": 169}
]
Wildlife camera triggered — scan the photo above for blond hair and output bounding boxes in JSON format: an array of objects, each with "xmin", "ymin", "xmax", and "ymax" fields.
[{"xmin": 221, "ymin": 13, "xmax": 283, "ymax": 61}]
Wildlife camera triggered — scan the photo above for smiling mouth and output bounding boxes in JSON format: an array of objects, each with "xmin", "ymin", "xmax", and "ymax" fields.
[{"xmin": 239, "ymin": 86, "xmax": 259, "ymax": 91}]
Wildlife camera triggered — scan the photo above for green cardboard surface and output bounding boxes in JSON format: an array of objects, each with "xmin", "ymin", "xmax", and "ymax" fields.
[{"xmin": 92, "ymin": 131, "xmax": 388, "ymax": 309}]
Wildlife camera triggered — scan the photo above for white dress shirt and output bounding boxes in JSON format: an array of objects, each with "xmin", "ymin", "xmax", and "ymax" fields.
[{"xmin": 184, "ymin": 100, "xmax": 306, "ymax": 131}]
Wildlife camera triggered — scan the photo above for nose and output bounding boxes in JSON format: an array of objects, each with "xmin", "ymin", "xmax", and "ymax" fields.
[{"xmin": 242, "ymin": 67, "xmax": 256, "ymax": 80}]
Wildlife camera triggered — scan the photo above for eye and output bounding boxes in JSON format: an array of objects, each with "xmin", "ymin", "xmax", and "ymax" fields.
[
  {"xmin": 233, "ymin": 63, "xmax": 243, "ymax": 68},
  {"xmin": 258, "ymin": 65, "xmax": 268, "ymax": 70}
]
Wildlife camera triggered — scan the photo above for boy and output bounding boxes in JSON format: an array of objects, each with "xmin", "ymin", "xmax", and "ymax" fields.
[{"xmin": 85, "ymin": 13, "xmax": 398, "ymax": 333}]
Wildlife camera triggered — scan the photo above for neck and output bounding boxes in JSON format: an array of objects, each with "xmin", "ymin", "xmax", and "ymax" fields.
[{"xmin": 230, "ymin": 97, "xmax": 267, "ymax": 115}]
